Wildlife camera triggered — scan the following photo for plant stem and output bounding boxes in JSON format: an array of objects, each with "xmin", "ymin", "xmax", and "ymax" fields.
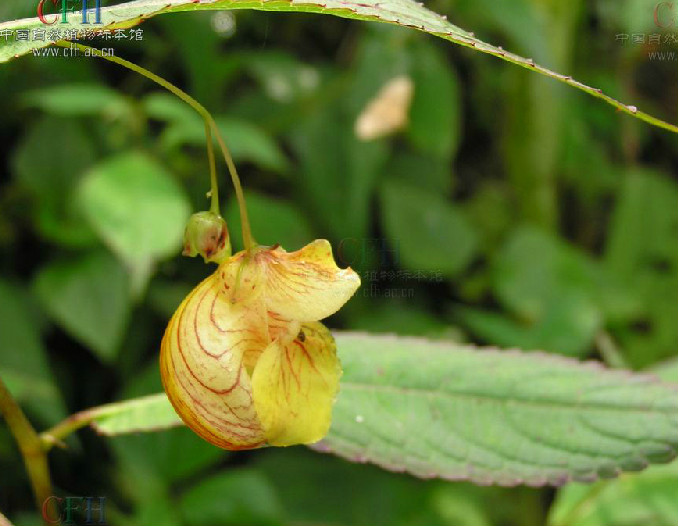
[
  {"xmin": 40, "ymin": 394, "xmax": 170, "ymax": 449},
  {"xmin": 595, "ymin": 331, "xmax": 629, "ymax": 369},
  {"xmin": 211, "ymin": 123, "xmax": 255, "ymax": 250},
  {"xmin": 40, "ymin": 410, "xmax": 94, "ymax": 450},
  {"xmin": 0, "ymin": 375, "xmax": 55, "ymax": 523},
  {"xmin": 204, "ymin": 122, "xmax": 219, "ymax": 215},
  {"xmin": 53, "ymin": 41, "xmax": 256, "ymax": 249}
]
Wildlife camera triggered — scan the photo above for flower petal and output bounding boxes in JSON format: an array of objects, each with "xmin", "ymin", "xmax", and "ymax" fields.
[
  {"xmin": 251, "ymin": 322, "xmax": 341, "ymax": 446},
  {"xmin": 218, "ymin": 251, "xmax": 266, "ymax": 307},
  {"xmin": 160, "ymin": 272, "xmax": 268, "ymax": 450},
  {"xmin": 257, "ymin": 240, "xmax": 361, "ymax": 322}
]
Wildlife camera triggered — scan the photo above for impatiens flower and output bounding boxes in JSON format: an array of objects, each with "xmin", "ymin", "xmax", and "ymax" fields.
[{"xmin": 160, "ymin": 238, "xmax": 360, "ymax": 450}]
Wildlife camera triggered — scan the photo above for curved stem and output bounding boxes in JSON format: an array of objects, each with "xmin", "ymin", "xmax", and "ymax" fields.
[
  {"xmin": 204, "ymin": 122, "xmax": 219, "ymax": 215},
  {"xmin": 39, "ymin": 394, "xmax": 172, "ymax": 450},
  {"xmin": 53, "ymin": 41, "xmax": 256, "ymax": 249},
  {"xmin": 40, "ymin": 411, "xmax": 93, "ymax": 450},
  {"xmin": 0, "ymin": 375, "xmax": 55, "ymax": 524},
  {"xmin": 595, "ymin": 331, "xmax": 629, "ymax": 369},
  {"xmin": 210, "ymin": 123, "xmax": 255, "ymax": 250}
]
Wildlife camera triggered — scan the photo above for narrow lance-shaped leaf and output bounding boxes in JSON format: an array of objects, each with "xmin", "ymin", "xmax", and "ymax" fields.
[
  {"xmin": 0, "ymin": 0, "xmax": 676, "ymax": 133},
  {"xmin": 75, "ymin": 333, "xmax": 678, "ymax": 487}
]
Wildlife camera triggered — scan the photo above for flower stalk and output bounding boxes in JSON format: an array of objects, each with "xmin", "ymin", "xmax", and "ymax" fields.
[
  {"xmin": 52, "ymin": 41, "xmax": 256, "ymax": 250},
  {"xmin": 0, "ymin": 374, "xmax": 55, "ymax": 524}
]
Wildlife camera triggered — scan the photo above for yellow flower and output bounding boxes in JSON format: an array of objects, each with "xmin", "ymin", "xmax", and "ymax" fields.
[{"xmin": 160, "ymin": 240, "xmax": 360, "ymax": 450}]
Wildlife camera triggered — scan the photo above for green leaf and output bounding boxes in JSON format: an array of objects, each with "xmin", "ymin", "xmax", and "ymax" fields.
[
  {"xmin": 320, "ymin": 333, "xmax": 678, "ymax": 485},
  {"xmin": 290, "ymin": 103, "xmax": 387, "ymax": 240},
  {"xmin": 78, "ymin": 151, "xmax": 191, "ymax": 295},
  {"xmin": 183, "ymin": 117, "xmax": 290, "ymax": 174},
  {"xmin": 143, "ymin": 92, "xmax": 197, "ymax": 124},
  {"xmin": 457, "ymin": 298, "xmax": 601, "ymax": 357},
  {"xmin": 0, "ymin": 280, "xmax": 66, "ymax": 424},
  {"xmin": 1, "ymin": 0, "xmax": 675, "ymax": 134},
  {"xmin": 87, "ymin": 393, "xmax": 180, "ymax": 434},
  {"xmin": 560, "ymin": 108, "xmax": 617, "ymax": 201},
  {"xmin": 11, "ymin": 117, "xmax": 98, "ymax": 247},
  {"xmin": 604, "ymin": 170, "xmax": 678, "ymax": 367},
  {"xmin": 380, "ymin": 179, "xmax": 477, "ymax": 277},
  {"xmin": 156, "ymin": 13, "xmax": 242, "ymax": 108},
  {"xmin": 81, "ymin": 334, "xmax": 678, "ymax": 486},
  {"xmin": 407, "ymin": 39, "xmax": 461, "ymax": 160},
  {"xmin": 547, "ymin": 358, "xmax": 678, "ymax": 525},
  {"xmin": 224, "ymin": 191, "xmax": 314, "ymax": 251},
  {"xmin": 34, "ymin": 251, "xmax": 131, "ymax": 362},
  {"xmin": 653, "ymin": 358, "xmax": 678, "ymax": 384},
  {"xmin": 548, "ymin": 462, "xmax": 678, "ymax": 526},
  {"xmin": 12, "ymin": 117, "xmax": 95, "ymax": 196},
  {"xmin": 179, "ymin": 469, "xmax": 283, "ymax": 525},
  {"xmin": 112, "ymin": 427, "xmax": 227, "ymax": 484},
  {"xmin": 23, "ymin": 83, "xmax": 133, "ymax": 119},
  {"xmin": 110, "ymin": 446, "xmax": 182, "ymax": 526},
  {"xmin": 462, "ymin": 181, "xmax": 514, "ymax": 251},
  {"xmin": 385, "ymin": 152, "xmax": 453, "ymax": 195},
  {"xmin": 494, "ymin": 226, "xmax": 638, "ymax": 324},
  {"xmin": 255, "ymin": 447, "xmax": 463, "ymax": 526},
  {"xmin": 605, "ymin": 170, "xmax": 678, "ymax": 279},
  {"xmin": 348, "ymin": 300, "xmax": 460, "ymax": 339},
  {"xmin": 144, "ymin": 93, "xmax": 290, "ymax": 173},
  {"xmin": 617, "ymin": 0, "xmax": 662, "ymax": 34},
  {"xmin": 146, "ymin": 280, "xmax": 194, "ymax": 320}
]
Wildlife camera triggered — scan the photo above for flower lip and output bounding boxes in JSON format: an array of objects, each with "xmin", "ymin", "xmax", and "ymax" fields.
[{"xmin": 249, "ymin": 239, "xmax": 361, "ymax": 322}]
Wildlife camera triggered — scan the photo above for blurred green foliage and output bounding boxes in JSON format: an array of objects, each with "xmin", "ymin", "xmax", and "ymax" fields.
[{"xmin": 1, "ymin": 0, "xmax": 678, "ymax": 524}]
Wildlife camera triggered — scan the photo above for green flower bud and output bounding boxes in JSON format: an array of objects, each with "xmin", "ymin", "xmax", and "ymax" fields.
[{"xmin": 183, "ymin": 211, "xmax": 231, "ymax": 264}]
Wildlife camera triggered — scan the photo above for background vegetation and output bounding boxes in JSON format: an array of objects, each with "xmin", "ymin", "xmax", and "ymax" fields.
[{"xmin": 1, "ymin": 0, "xmax": 677, "ymax": 524}]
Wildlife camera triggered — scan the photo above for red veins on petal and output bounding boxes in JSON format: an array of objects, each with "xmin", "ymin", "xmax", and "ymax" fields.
[
  {"xmin": 160, "ymin": 240, "xmax": 360, "ymax": 450},
  {"xmin": 160, "ymin": 273, "xmax": 267, "ymax": 450}
]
